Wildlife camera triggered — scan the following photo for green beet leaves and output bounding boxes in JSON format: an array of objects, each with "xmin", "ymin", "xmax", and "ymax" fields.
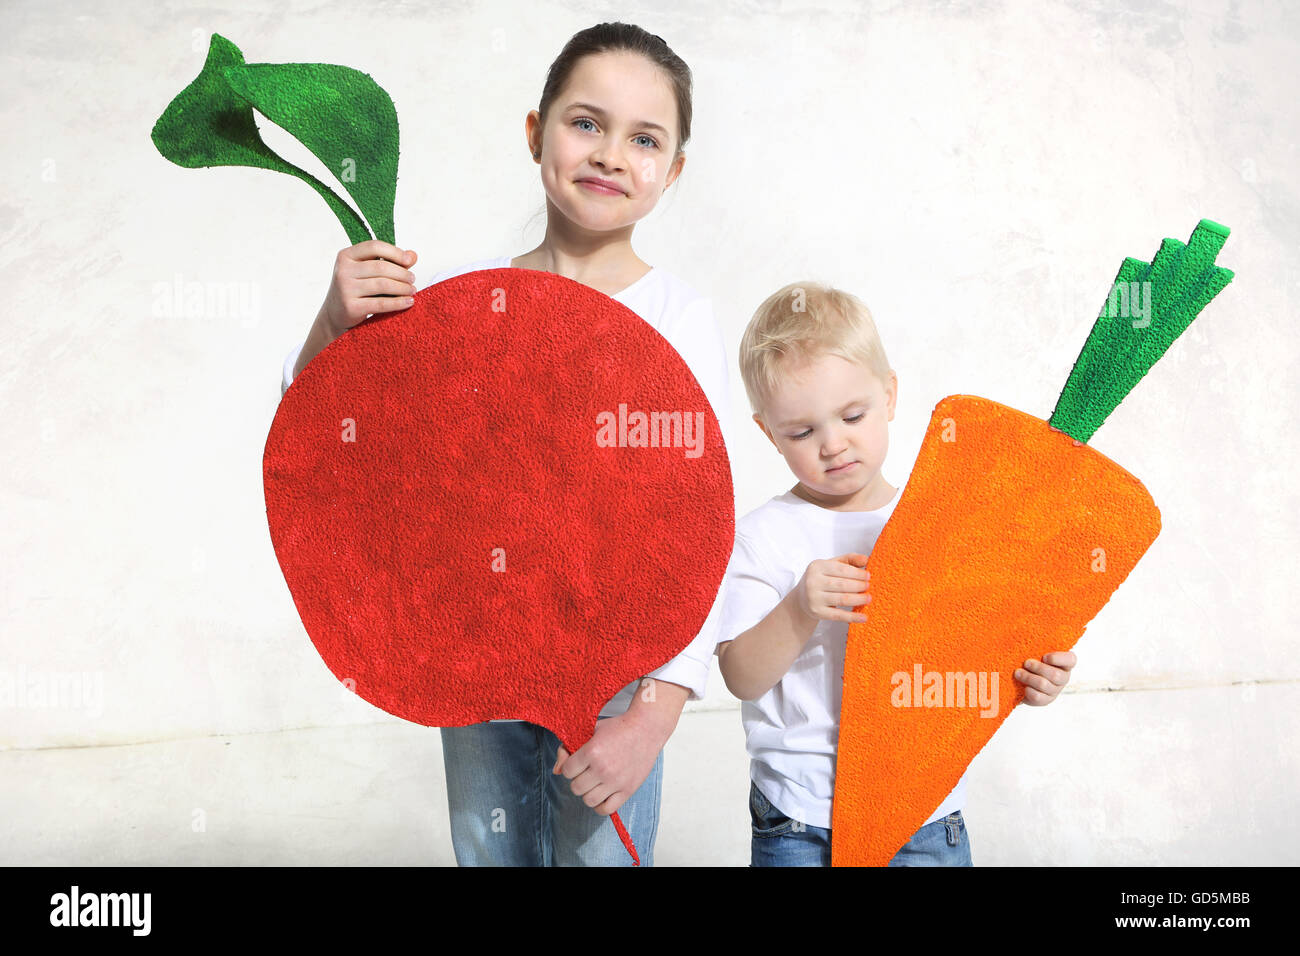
[{"xmin": 151, "ymin": 33, "xmax": 399, "ymax": 246}]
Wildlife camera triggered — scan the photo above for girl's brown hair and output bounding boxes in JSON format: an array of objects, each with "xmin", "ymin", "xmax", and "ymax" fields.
[{"xmin": 538, "ymin": 22, "xmax": 693, "ymax": 157}]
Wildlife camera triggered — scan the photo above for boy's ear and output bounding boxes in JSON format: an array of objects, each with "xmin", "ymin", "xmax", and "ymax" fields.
[
  {"xmin": 885, "ymin": 370, "xmax": 898, "ymax": 421},
  {"xmin": 752, "ymin": 412, "xmax": 779, "ymax": 449}
]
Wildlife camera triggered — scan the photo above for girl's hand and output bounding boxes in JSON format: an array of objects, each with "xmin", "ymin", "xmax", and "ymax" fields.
[
  {"xmin": 1015, "ymin": 650, "xmax": 1077, "ymax": 705},
  {"xmin": 553, "ymin": 711, "xmax": 664, "ymax": 816},
  {"xmin": 320, "ymin": 240, "xmax": 419, "ymax": 336},
  {"xmin": 794, "ymin": 553, "xmax": 871, "ymax": 625},
  {"xmin": 552, "ymin": 680, "xmax": 689, "ymax": 816}
]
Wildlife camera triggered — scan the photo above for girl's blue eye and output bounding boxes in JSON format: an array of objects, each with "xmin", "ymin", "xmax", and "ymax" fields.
[
  {"xmin": 572, "ymin": 119, "xmax": 658, "ymax": 149},
  {"xmin": 791, "ymin": 430, "xmax": 812, "ymax": 441}
]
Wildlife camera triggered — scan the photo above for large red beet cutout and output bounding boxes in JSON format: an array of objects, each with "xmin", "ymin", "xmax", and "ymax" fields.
[{"xmin": 264, "ymin": 268, "xmax": 734, "ymax": 862}]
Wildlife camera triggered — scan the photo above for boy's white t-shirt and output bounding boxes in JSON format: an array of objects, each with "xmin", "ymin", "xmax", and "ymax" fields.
[
  {"xmin": 717, "ymin": 484, "xmax": 967, "ymax": 830},
  {"xmin": 279, "ymin": 255, "xmax": 734, "ymax": 716}
]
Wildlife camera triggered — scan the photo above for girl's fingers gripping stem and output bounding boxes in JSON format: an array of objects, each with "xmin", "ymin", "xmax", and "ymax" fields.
[
  {"xmin": 556, "ymin": 745, "xmax": 592, "ymax": 780},
  {"xmin": 595, "ymin": 792, "xmax": 629, "ymax": 817},
  {"xmin": 356, "ymin": 254, "xmax": 417, "ymax": 282},
  {"xmin": 355, "ymin": 273, "xmax": 417, "ymax": 298},
  {"xmin": 581, "ymin": 783, "xmax": 617, "ymax": 810},
  {"xmin": 348, "ymin": 243, "xmax": 417, "ymax": 290},
  {"xmin": 345, "ymin": 239, "xmax": 414, "ymax": 266},
  {"xmin": 346, "ymin": 257, "xmax": 417, "ymax": 313}
]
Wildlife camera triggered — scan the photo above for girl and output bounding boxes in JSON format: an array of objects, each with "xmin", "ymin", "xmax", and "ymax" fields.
[{"xmin": 279, "ymin": 22, "xmax": 731, "ymax": 866}]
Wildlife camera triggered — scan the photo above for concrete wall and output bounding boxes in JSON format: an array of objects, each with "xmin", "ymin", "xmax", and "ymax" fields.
[{"xmin": 2, "ymin": 0, "xmax": 1296, "ymax": 864}]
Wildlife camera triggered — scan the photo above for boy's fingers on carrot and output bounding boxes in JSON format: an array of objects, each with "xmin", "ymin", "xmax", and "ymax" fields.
[
  {"xmin": 1042, "ymin": 650, "xmax": 1078, "ymax": 672},
  {"xmin": 818, "ymin": 604, "xmax": 869, "ymax": 624},
  {"xmin": 1022, "ymin": 657, "xmax": 1071, "ymax": 686},
  {"xmin": 821, "ymin": 586, "xmax": 870, "ymax": 608},
  {"xmin": 822, "ymin": 575, "xmax": 871, "ymax": 594},
  {"xmin": 1014, "ymin": 663, "xmax": 1065, "ymax": 702},
  {"xmin": 805, "ymin": 571, "xmax": 870, "ymax": 618},
  {"xmin": 1020, "ymin": 684, "xmax": 1055, "ymax": 706}
]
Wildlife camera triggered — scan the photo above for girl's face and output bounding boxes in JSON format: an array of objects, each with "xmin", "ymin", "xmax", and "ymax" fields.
[{"xmin": 529, "ymin": 51, "xmax": 685, "ymax": 234}]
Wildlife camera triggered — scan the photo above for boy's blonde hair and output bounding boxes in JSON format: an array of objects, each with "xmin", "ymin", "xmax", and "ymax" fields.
[{"xmin": 739, "ymin": 281, "xmax": 891, "ymax": 416}]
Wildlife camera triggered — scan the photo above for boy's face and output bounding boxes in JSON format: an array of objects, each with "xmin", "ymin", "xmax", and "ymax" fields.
[{"xmin": 753, "ymin": 353, "xmax": 898, "ymax": 509}]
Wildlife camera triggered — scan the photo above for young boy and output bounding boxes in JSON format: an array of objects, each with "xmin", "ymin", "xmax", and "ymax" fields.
[{"xmin": 715, "ymin": 282, "xmax": 1077, "ymax": 866}]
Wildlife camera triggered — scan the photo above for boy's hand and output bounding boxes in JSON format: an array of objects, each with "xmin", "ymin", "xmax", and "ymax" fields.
[
  {"xmin": 1015, "ymin": 650, "xmax": 1077, "ymax": 705},
  {"xmin": 794, "ymin": 553, "xmax": 872, "ymax": 625}
]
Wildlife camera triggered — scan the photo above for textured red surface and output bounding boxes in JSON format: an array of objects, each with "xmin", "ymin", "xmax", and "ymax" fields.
[{"xmin": 264, "ymin": 267, "xmax": 734, "ymax": 756}]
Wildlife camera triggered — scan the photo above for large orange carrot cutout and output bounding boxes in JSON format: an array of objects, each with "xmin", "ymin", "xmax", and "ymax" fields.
[{"xmin": 832, "ymin": 219, "xmax": 1235, "ymax": 866}]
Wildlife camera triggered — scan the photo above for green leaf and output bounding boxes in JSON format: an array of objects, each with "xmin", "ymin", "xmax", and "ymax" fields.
[
  {"xmin": 151, "ymin": 33, "xmax": 392, "ymax": 246},
  {"xmin": 221, "ymin": 59, "xmax": 399, "ymax": 245}
]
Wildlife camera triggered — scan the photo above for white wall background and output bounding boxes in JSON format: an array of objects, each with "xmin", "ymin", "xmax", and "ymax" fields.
[{"xmin": 2, "ymin": 0, "xmax": 1296, "ymax": 865}]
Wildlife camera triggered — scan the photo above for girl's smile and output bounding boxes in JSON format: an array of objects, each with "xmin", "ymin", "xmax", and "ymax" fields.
[{"xmin": 577, "ymin": 177, "xmax": 627, "ymax": 196}]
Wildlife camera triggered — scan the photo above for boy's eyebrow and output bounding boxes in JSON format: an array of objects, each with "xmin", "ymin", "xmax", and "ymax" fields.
[
  {"xmin": 563, "ymin": 101, "xmax": 669, "ymax": 136},
  {"xmin": 776, "ymin": 398, "xmax": 871, "ymax": 429}
]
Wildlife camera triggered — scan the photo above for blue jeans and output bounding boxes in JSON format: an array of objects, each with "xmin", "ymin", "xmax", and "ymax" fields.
[
  {"xmin": 440, "ymin": 718, "xmax": 663, "ymax": 866},
  {"xmin": 749, "ymin": 781, "xmax": 973, "ymax": 866}
]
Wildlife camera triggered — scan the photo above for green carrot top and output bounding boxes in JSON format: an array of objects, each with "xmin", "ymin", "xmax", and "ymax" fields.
[{"xmin": 1049, "ymin": 219, "xmax": 1235, "ymax": 444}]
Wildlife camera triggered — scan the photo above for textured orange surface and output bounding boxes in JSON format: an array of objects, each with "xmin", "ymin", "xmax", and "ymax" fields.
[{"xmin": 831, "ymin": 395, "xmax": 1162, "ymax": 866}]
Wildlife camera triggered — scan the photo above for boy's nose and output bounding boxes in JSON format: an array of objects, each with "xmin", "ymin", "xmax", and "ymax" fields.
[{"xmin": 821, "ymin": 435, "xmax": 849, "ymax": 457}]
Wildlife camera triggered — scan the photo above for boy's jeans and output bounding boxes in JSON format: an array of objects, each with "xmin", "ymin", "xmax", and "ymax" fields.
[
  {"xmin": 748, "ymin": 780, "xmax": 973, "ymax": 866},
  {"xmin": 440, "ymin": 718, "xmax": 663, "ymax": 866}
]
